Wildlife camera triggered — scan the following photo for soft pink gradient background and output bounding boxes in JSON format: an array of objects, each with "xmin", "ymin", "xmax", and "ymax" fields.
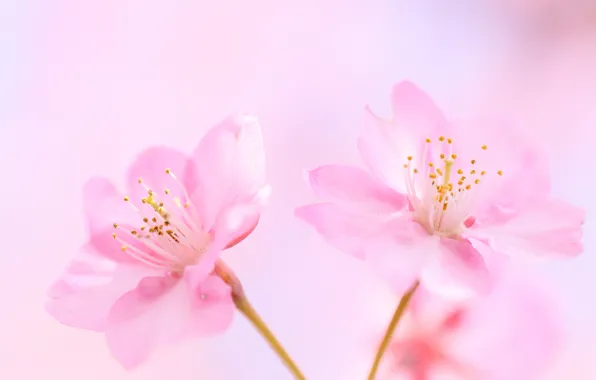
[{"xmin": 1, "ymin": 1, "xmax": 595, "ymax": 379}]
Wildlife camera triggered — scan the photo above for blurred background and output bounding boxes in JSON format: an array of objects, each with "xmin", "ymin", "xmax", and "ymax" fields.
[{"xmin": 1, "ymin": 0, "xmax": 595, "ymax": 378}]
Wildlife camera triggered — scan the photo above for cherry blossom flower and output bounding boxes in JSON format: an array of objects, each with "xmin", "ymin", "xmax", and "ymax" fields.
[
  {"xmin": 46, "ymin": 115, "xmax": 270, "ymax": 369},
  {"xmin": 296, "ymin": 81, "xmax": 584, "ymax": 298},
  {"xmin": 381, "ymin": 269, "xmax": 563, "ymax": 380}
]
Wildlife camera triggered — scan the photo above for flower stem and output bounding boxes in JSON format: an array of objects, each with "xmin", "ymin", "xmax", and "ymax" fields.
[
  {"xmin": 215, "ymin": 260, "xmax": 306, "ymax": 380},
  {"xmin": 367, "ymin": 281, "xmax": 420, "ymax": 380}
]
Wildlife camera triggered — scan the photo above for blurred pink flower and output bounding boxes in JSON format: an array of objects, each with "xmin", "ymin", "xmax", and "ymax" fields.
[
  {"xmin": 46, "ymin": 115, "xmax": 270, "ymax": 369},
  {"xmin": 383, "ymin": 269, "xmax": 563, "ymax": 380},
  {"xmin": 296, "ymin": 82, "xmax": 584, "ymax": 299}
]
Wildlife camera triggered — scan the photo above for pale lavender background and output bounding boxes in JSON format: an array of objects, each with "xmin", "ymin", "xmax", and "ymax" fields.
[{"xmin": 1, "ymin": 0, "xmax": 595, "ymax": 379}]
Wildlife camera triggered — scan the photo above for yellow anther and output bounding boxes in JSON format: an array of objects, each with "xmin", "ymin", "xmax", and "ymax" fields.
[
  {"xmin": 112, "ymin": 233, "xmax": 117, "ymax": 239},
  {"xmin": 471, "ymin": 159, "xmax": 476, "ymax": 165},
  {"xmin": 407, "ymin": 156, "xmax": 413, "ymax": 161},
  {"xmin": 425, "ymin": 138, "xmax": 431, "ymax": 143},
  {"xmin": 465, "ymin": 184, "xmax": 471, "ymax": 190},
  {"xmin": 137, "ymin": 178, "xmax": 143, "ymax": 184},
  {"xmin": 113, "ymin": 223, "xmax": 118, "ymax": 229},
  {"xmin": 481, "ymin": 145, "xmax": 487, "ymax": 150},
  {"xmin": 429, "ymin": 163, "xmax": 434, "ymax": 167},
  {"xmin": 403, "ymin": 164, "xmax": 409, "ymax": 168},
  {"xmin": 497, "ymin": 170, "xmax": 503, "ymax": 176},
  {"xmin": 413, "ymin": 168, "xmax": 419, "ymax": 174},
  {"xmin": 475, "ymin": 179, "xmax": 480, "ymax": 184},
  {"xmin": 123, "ymin": 196, "xmax": 129, "ymax": 202},
  {"xmin": 165, "ymin": 168, "xmax": 171, "ymax": 174},
  {"xmin": 470, "ymin": 170, "xmax": 476, "ymax": 175},
  {"xmin": 439, "ymin": 136, "xmax": 445, "ymax": 142},
  {"xmin": 447, "ymin": 138, "xmax": 453, "ymax": 144},
  {"xmin": 481, "ymin": 171, "xmax": 486, "ymax": 176},
  {"xmin": 451, "ymin": 154, "xmax": 457, "ymax": 160},
  {"xmin": 440, "ymin": 153, "xmax": 445, "ymax": 159},
  {"xmin": 165, "ymin": 189, "xmax": 170, "ymax": 195},
  {"xmin": 131, "ymin": 230, "xmax": 137, "ymax": 235},
  {"xmin": 457, "ymin": 169, "xmax": 464, "ymax": 175},
  {"xmin": 436, "ymin": 168, "xmax": 443, "ymax": 176},
  {"xmin": 429, "ymin": 173, "xmax": 437, "ymax": 179},
  {"xmin": 121, "ymin": 246, "xmax": 127, "ymax": 251}
]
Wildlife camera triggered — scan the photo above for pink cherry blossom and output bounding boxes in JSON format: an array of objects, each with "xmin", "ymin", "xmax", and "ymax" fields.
[
  {"xmin": 296, "ymin": 82, "xmax": 584, "ymax": 298},
  {"xmin": 382, "ymin": 269, "xmax": 563, "ymax": 380},
  {"xmin": 46, "ymin": 115, "xmax": 270, "ymax": 369}
]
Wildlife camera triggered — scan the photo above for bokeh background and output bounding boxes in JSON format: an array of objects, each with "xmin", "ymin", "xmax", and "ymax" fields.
[{"xmin": 1, "ymin": 0, "xmax": 595, "ymax": 379}]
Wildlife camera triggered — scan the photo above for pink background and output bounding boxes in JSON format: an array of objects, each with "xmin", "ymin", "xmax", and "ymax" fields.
[{"xmin": 1, "ymin": 0, "xmax": 595, "ymax": 379}]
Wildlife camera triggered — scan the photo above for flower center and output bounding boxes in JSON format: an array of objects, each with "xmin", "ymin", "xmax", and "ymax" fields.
[
  {"xmin": 112, "ymin": 168, "xmax": 209, "ymax": 274},
  {"xmin": 403, "ymin": 136, "xmax": 503, "ymax": 236}
]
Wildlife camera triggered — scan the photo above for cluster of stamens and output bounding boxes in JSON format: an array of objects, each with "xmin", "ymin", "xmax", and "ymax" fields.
[
  {"xmin": 111, "ymin": 169, "xmax": 207, "ymax": 272},
  {"xmin": 403, "ymin": 136, "xmax": 503, "ymax": 234}
]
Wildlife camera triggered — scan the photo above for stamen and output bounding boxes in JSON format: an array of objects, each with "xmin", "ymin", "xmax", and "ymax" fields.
[{"xmin": 401, "ymin": 136, "xmax": 500, "ymax": 235}]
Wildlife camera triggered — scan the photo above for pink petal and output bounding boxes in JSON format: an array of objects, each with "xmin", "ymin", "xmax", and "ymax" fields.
[
  {"xmin": 212, "ymin": 201, "xmax": 262, "ymax": 250},
  {"xmin": 83, "ymin": 177, "xmax": 140, "ymax": 235},
  {"xmin": 357, "ymin": 107, "xmax": 419, "ymax": 193},
  {"xmin": 125, "ymin": 146, "xmax": 199, "ymax": 226},
  {"xmin": 306, "ymin": 165, "xmax": 408, "ymax": 214},
  {"xmin": 210, "ymin": 183, "xmax": 270, "ymax": 249},
  {"xmin": 46, "ymin": 242, "xmax": 160, "ymax": 331},
  {"xmin": 471, "ymin": 199, "xmax": 585, "ymax": 259},
  {"xmin": 357, "ymin": 83, "xmax": 449, "ymax": 193},
  {"xmin": 365, "ymin": 216, "xmax": 434, "ymax": 295},
  {"xmin": 421, "ymin": 238, "xmax": 492, "ymax": 300},
  {"xmin": 390, "ymin": 81, "xmax": 448, "ymax": 135},
  {"xmin": 295, "ymin": 203, "xmax": 387, "ymax": 259},
  {"xmin": 191, "ymin": 115, "xmax": 267, "ymax": 232},
  {"xmin": 105, "ymin": 273, "xmax": 234, "ymax": 370}
]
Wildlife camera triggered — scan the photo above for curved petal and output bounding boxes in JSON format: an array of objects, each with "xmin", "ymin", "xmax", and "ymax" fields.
[
  {"xmin": 211, "ymin": 184, "xmax": 270, "ymax": 249},
  {"xmin": 365, "ymin": 216, "xmax": 434, "ymax": 295},
  {"xmin": 358, "ymin": 83, "xmax": 449, "ymax": 193},
  {"xmin": 307, "ymin": 165, "xmax": 408, "ymax": 214},
  {"xmin": 390, "ymin": 81, "xmax": 448, "ymax": 136},
  {"xmin": 125, "ymin": 146, "xmax": 199, "ymax": 227},
  {"xmin": 295, "ymin": 203, "xmax": 389, "ymax": 259},
  {"xmin": 105, "ymin": 274, "xmax": 233, "ymax": 370},
  {"xmin": 45, "ymin": 241, "xmax": 160, "ymax": 331},
  {"xmin": 421, "ymin": 238, "xmax": 492, "ymax": 300},
  {"xmin": 357, "ymin": 107, "xmax": 419, "ymax": 193},
  {"xmin": 469, "ymin": 199, "xmax": 584, "ymax": 260},
  {"xmin": 83, "ymin": 177, "xmax": 140, "ymax": 235},
  {"xmin": 191, "ymin": 114, "xmax": 266, "ymax": 231}
]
